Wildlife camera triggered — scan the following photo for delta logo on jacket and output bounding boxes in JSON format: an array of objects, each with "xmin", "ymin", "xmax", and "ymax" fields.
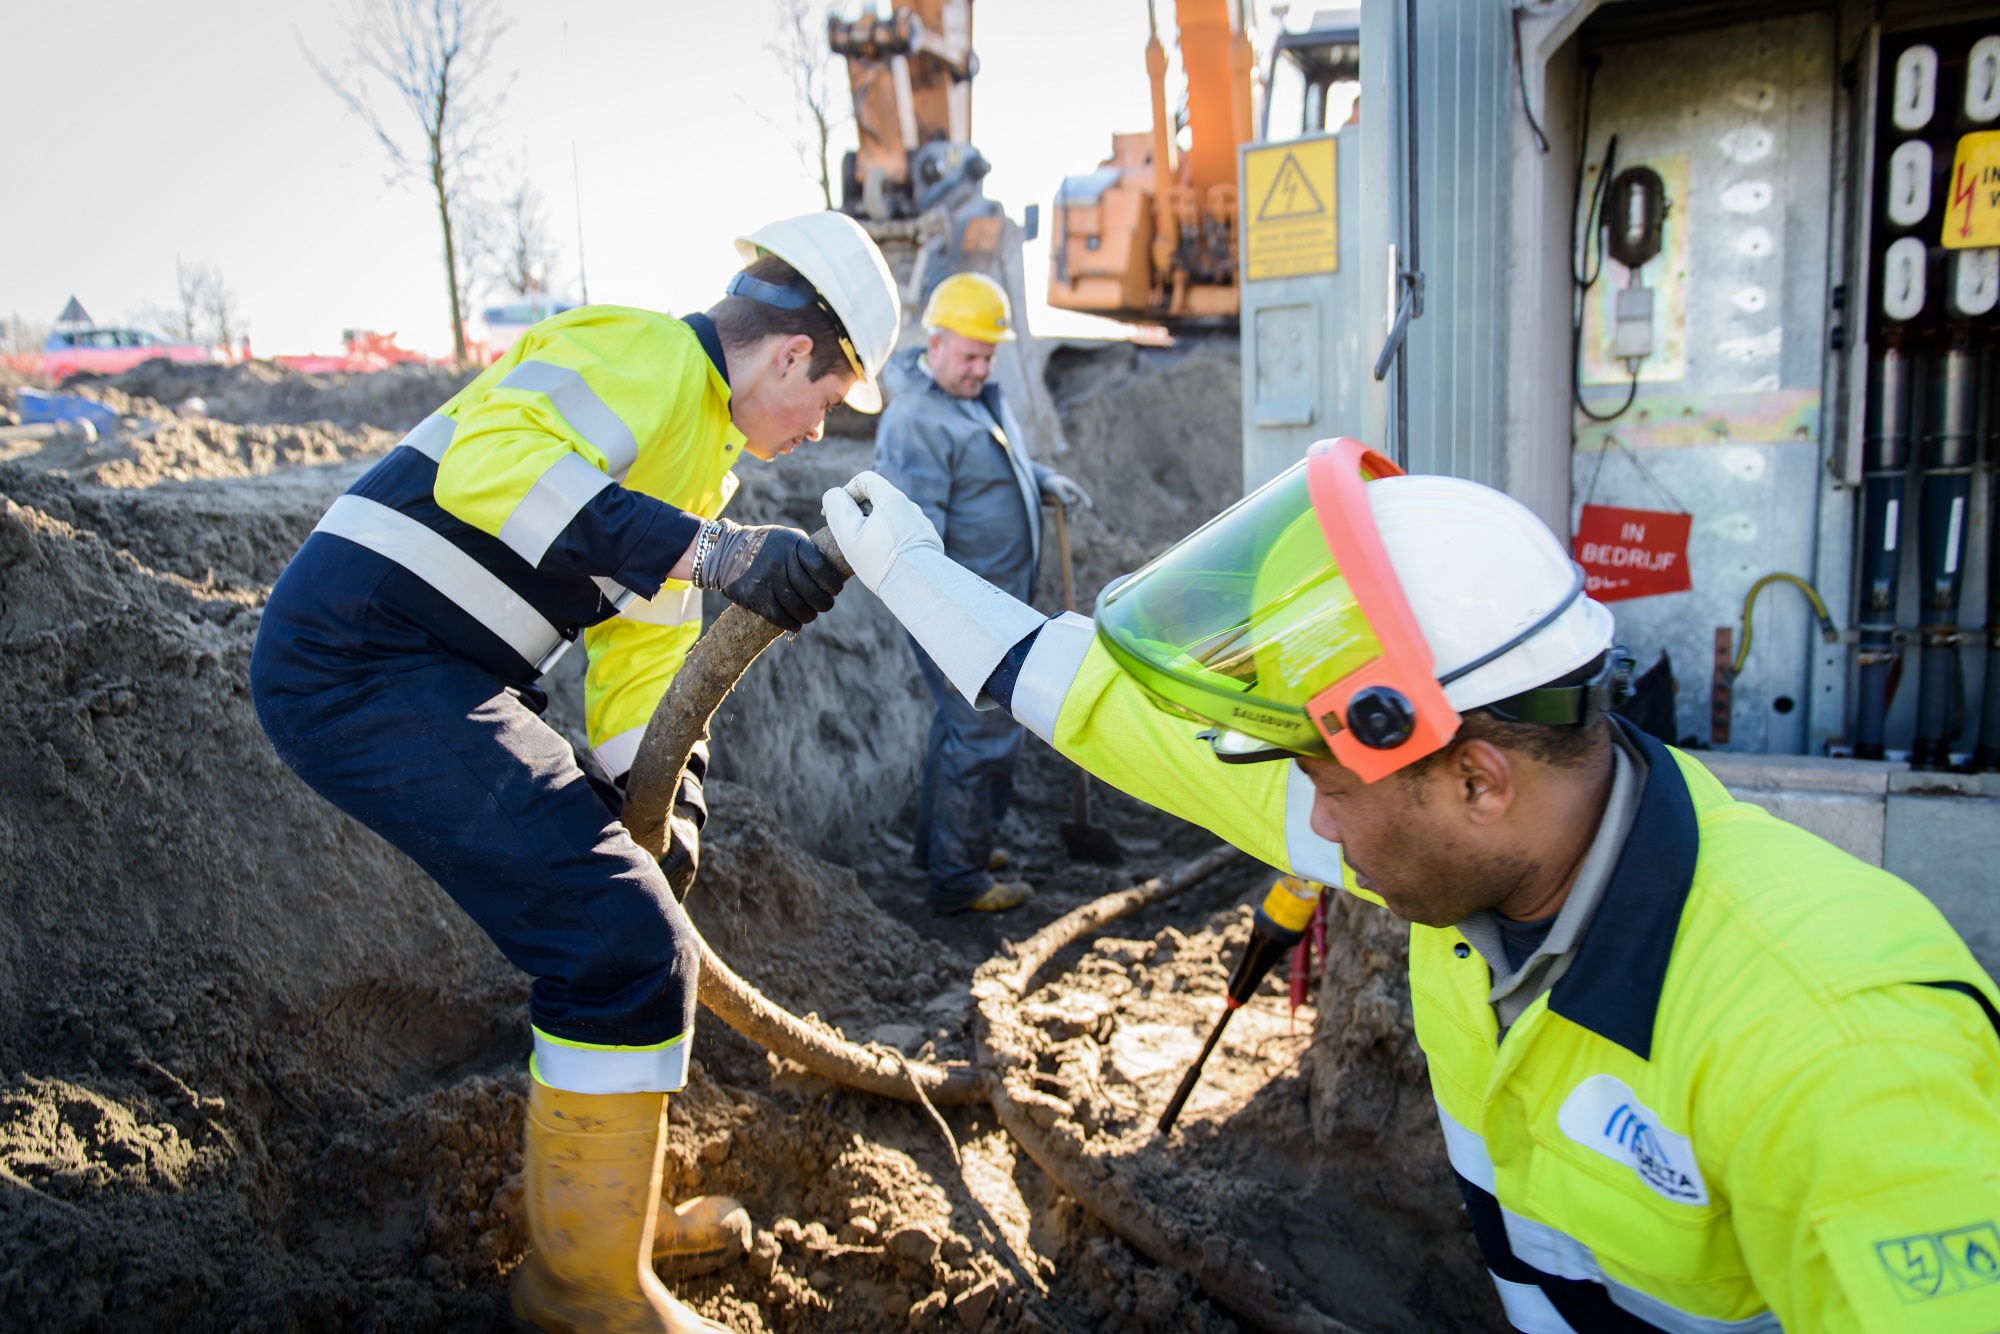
[{"xmin": 1557, "ymin": 1074, "xmax": 1709, "ymax": 1206}]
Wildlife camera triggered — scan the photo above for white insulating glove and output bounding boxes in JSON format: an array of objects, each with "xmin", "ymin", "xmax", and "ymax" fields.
[
  {"xmin": 1041, "ymin": 472, "xmax": 1093, "ymax": 511},
  {"xmin": 824, "ymin": 471, "xmax": 1048, "ymax": 708}
]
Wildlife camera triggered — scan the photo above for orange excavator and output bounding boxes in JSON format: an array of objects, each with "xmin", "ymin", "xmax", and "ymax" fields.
[{"xmin": 1047, "ymin": 0, "xmax": 1257, "ymax": 325}]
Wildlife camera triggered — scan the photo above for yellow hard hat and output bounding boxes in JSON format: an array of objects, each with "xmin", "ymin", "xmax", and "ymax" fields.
[{"xmin": 921, "ymin": 271, "xmax": 1017, "ymax": 344}]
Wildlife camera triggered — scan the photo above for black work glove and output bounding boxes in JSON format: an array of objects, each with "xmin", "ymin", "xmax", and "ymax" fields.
[
  {"xmin": 660, "ymin": 807, "xmax": 701, "ymax": 901},
  {"xmin": 657, "ymin": 742, "xmax": 708, "ymax": 901},
  {"xmin": 692, "ymin": 519, "xmax": 844, "ymax": 632}
]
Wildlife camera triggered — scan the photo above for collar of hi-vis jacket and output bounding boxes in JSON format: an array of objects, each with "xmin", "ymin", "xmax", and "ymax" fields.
[
  {"xmin": 1540, "ymin": 716, "xmax": 1700, "ymax": 1062},
  {"xmin": 916, "ymin": 353, "xmax": 1042, "ymax": 570},
  {"xmin": 681, "ymin": 312, "xmax": 730, "ymax": 388}
]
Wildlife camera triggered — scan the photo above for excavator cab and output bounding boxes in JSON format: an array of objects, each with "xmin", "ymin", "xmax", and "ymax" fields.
[
  {"xmin": 1047, "ymin": 0, "xmax": 1257, "ymax": 327},
  {"xmin": 1262, "ymin": 10, "xmax": 1361, "ymax": 142}
]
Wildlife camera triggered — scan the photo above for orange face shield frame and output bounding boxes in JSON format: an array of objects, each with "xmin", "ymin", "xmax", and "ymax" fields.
[{"xmin": 1302, "ymin": 437, "xmax": 1462, "ymax": 782}]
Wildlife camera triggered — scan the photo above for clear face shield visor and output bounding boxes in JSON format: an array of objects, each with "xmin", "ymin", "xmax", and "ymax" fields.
[{"xmin": 1094, "ymin": 438, "xmax": 1596, "ymax": 782}]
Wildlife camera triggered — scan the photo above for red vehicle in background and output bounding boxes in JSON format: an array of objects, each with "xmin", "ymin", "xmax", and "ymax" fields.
[{"xmin": 41, "ymin": 327, "xmax": 234, "ymax": 379}]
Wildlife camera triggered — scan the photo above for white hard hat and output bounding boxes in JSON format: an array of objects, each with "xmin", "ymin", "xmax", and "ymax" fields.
[
  {"xmin": 735, "ymin": 212, "xmax": 901, "ymax": 414},
  {"xmin": 1370, "ymin": 474, "xmax": 1614, "ymax": 712}
]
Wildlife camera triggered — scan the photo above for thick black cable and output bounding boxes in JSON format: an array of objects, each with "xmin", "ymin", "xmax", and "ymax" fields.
[
  {"xmin": 1569, "ymin": 55, "xmax": 1636, "ymax": 426},
  {"xmin": 1511, "ymin": 7, "xmax": 1551, "ymax": 155}
]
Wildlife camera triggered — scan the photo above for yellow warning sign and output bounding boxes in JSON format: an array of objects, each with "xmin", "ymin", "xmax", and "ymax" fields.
[
  {"xmin": 1943, "ymin": 131, "xmax": 2000, "ymax": 249},
  {"xmin": 1242, "ymin": 138, "xmax": 1338, "ymax": 282}
]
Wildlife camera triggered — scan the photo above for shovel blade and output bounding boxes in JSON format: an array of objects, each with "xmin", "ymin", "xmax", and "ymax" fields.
[{"xmin": 1060, "ymin": 820, "xmax": 1124, "ymax": 864}]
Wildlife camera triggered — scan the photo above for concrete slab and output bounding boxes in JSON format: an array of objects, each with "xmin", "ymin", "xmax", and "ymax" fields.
[
  {"xmin": 1727, "ymin": 788, "xmax": 1887, "ymax": 866},
  {"xmin": 1700, "ymin": 751, "xmax": 1898, "ymax": 795},
  {"xmin": 1884, "ymin": 793, "xmax": 2000, "ymax": 976}
]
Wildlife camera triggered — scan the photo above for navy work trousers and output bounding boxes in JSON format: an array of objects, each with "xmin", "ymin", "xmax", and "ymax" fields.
[
  {"xmin": 909, "ymin": 637, "xmax": 1025, "ymax": 909},
  {"xmin": 249, "ymin": 550, "xmax": 699, "ymax": 1051}
]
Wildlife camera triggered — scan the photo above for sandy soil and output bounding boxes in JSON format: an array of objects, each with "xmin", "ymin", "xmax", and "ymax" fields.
[{"xmin": 0, "ymin": 351, "xmax": 1493, "ymax": 1332}]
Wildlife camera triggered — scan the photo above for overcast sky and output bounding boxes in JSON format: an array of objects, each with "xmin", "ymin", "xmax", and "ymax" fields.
[{"xmin": 1, "ymin": 0, "xmax": 1282, "ymax": 356}]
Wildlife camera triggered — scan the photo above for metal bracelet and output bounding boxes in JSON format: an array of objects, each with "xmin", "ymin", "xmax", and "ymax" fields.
[{"xmin": 690, "ymin": 519, "xmax": 724, "ymax": 588}]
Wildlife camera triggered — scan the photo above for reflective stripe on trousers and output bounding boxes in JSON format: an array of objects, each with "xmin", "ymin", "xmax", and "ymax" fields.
[
  {"xmin": 532, "ymin": 1025, "xmax": 690, "ymax": 1095},
  {"xmin": 1435, "ymin": 1100, "xmax": 1781, "ymax": 1334}
]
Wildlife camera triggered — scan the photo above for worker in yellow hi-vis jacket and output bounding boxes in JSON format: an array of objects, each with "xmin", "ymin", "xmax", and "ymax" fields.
[
  {"xmin": 251, "ymin": 212, "xmax": 899, "ymax": 1334},
  {"xmin": 823, "ymin": 442, "xmax": 2000, "ymax": 1334}
]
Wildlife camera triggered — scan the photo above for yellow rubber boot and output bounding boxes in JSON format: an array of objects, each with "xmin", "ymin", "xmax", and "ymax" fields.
[{"xmin": 508, "ymin": 1081, "xmax": 728, "ymax": 1334}]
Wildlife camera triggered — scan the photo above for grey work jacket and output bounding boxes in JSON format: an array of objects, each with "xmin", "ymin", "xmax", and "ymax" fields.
[{"xmin": 872, "ymin": 347, "xmax": 1051, "ymax": 603}]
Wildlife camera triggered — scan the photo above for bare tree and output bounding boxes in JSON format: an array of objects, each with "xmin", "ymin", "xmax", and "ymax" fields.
[
  {"xmin": 3, "ymin": 314, "xmax": 51, "ymax": 360},
  {"xmin": 151, "ymin": 258, "xmax": 206, "ymax": 342},
  {"xmin": 147, "ymin": 258, "xmax": 244, "ymax": 346},
  {"xmin": 497, "ymin": 175, "xmax": 561, "ymax": 300},
  {"xmin": 452, "ymin": 197, "xmax": 502, "ymax": 345},
  {"xmin": 198, "ymin": 266, "xmax": 244, "ymax": 347},
  {"xmin": 306, "ymin": 0, "xmax": 514, "ymax": 366},
  {"xmin": 769, "ymin": 0, "xmax": 846, "ymax": 210}
]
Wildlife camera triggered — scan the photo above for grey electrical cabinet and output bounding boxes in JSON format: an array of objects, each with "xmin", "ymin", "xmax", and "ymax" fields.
[{"xmin": 1239, "ymin": 126, "xmax": 1366, "ymax": 491}]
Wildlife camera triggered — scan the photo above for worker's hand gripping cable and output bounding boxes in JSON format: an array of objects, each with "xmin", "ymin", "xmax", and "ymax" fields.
[
  {"xmin": 823, "ymin": 470, "xmax": 1047, "ymax": 706},
  {"xmin": 690, "ymin": 517, "xmax": 846, "ymax": 632}
]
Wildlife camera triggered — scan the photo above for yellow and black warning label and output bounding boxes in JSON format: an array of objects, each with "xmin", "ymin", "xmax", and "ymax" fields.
[
  {"xmin": 1944, "ymin": 131, "xmax": 2000, "ymax": 250},
  {"xmin": 1242, "ymin": 137, "xmax": 1338, "ymax": 281}
]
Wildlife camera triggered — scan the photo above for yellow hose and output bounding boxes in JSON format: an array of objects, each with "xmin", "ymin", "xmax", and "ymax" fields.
[{"xmin": 1733, "ymin": 573, "xmax": 1836, "ymax": 679}]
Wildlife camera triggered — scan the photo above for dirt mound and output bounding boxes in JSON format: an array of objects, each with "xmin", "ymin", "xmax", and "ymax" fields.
[
  {"xmin": 994, "ymin": 904, "xmax": 1493, "ymax": 1332},
  {"xmin": 0, "ymin": 473, "xmax": 529, "ymax": 1329},
  {"xmin": 73, "ymin": 359, "xmax": 476, "ymax": 433},
  {"xmin": 1036, "ymin": 338, "xmax": 1243, "ymax": 615}
]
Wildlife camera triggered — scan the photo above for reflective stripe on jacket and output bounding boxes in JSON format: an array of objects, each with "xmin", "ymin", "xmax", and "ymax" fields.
[
  {"xmin": 1009, "ymin": 613, "xmax": 2000, "ymax": 1334},
  {"xmin": 307, "ymin": 306, "xmax": 743, "ymax": 775}
]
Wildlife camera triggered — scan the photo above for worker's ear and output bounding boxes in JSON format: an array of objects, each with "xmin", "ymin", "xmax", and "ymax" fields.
[
  {"xmin": 775, "ymin": 334, "xmax": 816, "ymax": 379},
  {"xmin": 1448, "ymin": 739, "xmax": 1515, "ymax": 826}
]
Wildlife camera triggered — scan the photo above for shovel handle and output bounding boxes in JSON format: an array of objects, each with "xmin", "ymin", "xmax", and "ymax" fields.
[{"xmin": 1052, "ymin": 498, "xmax": 1078, "ymax": 614}]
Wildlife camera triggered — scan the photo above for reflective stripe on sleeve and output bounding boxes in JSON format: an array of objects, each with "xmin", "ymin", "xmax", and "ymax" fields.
[
  {"xmin": 615, "ymin": 584, "xmax": 701, "ymax": 627},
  {"xmin": 1011, "ymin": 611, "xmax": 1094, "ymax": 742},
  {"xmin": 499, "ymin": 360, "xmax": 639, "ymax": 477},
  {"xmin": 530, "ymin": 1026, "xmax": 691, "ymax": 1095},
  {"xmin": 401, "ymin": 413, "xmax": 456, "ymax": 462},
  {"xmin": 591, "ymin": 725, "xmax": 645, "ymax": 781},
  {"xmin": 1435, "ymin": 1101, "xmax": 1780, "ymax": 1334},
  {"xmin": 593, "ymin": 575, "xmax": 639, "ymax": 613},
  {"xmin": 1284, "ymin": 763, "xmax": 1346, "ymax": 886},
  {"xmin": 1492, "ymin": 1276, "xmax": 1582, "ymax": 1334},
  {"xmin": 314, "ymin": 494, "xmax": 564, "ymax": 669},
  {"xmin": 496, "ymin": 451, "xmax": 614, "ymax": 567}
]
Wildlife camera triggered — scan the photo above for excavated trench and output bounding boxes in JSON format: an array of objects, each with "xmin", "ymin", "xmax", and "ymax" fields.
[{"xmin": 0, "ymin": 348, "xmax": 1496, "ymax": 1331}]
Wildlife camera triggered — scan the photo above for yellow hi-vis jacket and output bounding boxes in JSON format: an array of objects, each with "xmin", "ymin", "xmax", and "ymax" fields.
[
  {"xmin": 1005, "ymin": 613, "xmax": 2000, "ymax": 1334},
  {"xmin": 418, "ymin": 307, "xmax": 742, "ymax": 776}
]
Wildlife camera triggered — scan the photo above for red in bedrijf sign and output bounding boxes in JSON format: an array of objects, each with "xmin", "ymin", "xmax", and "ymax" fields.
[{"xmin": 1574, "ymin": 504, "xmax": 1692, "ymax": 603}]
